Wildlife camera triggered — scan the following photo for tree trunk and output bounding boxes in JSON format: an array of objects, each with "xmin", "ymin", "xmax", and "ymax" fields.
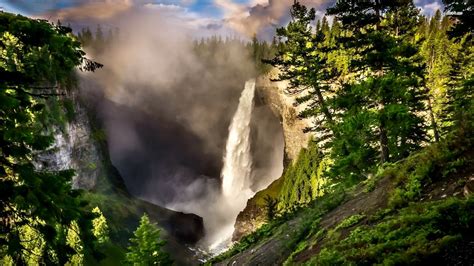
[
  {"xmin": 427, "ymin": 95, "xmax": 440, "ymax": 142},
  {"xmin": 315, "ymin": 88, "xmax": 333, "ymax": 124},
  {"xmin": 379, "ymin": 122, "xmax": 389, "ymax": 163}
]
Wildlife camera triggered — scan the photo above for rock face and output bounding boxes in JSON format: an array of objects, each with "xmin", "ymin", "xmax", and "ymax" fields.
[
  {"xmin": 233, "ymin": 72, "xmax": 312, "ymax": 241},
  {"xmin": 464, "ymin": 177, "xmax": 474, "ymax": 197},
  {"xmin": 255, "ymin": 71, "xmax": 311, "ymax": 164},
  {"xmin": 34, "ymin": 90, "xmax": 101, "ymax": 190}
]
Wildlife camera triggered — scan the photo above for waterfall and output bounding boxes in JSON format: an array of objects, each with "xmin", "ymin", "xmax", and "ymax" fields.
[
  {"xmin": 205, "ymin": 79, "xmax": 256, "ymax": 253},
  {"xmin": 221, "ymin": 79, "xmax": 255, "ymax": 198}
]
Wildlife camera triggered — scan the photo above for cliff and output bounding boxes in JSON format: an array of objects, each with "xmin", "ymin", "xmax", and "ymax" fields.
[
  {"xmin": 254, "ymin": 71, "xmax": 311, "ymax": 164},
  {"xmin": 35, "ymin": 87, "xmax": 204, "ymax": 265},
  {"xmin": 233, "ymin": 71, "xmax": 312, "ymax": 241}
]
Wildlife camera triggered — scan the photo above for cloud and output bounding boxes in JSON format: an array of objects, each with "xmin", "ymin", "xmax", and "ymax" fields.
[
  {"xmin": 215, "ymin": 0, "xmax": 333, "ymax": 38},
  {"xmin": 419, "ymin": 1, "xmax": 443, "ymax": 16},
  {"xmin": 40, "ymin": 0, "xmax": 134, "ymax": 21}
]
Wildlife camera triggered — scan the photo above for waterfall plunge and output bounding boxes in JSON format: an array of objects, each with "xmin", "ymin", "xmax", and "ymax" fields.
[
  {"xmin": 206, "ymin": 79, "xmax": 256, "ymax": 252},
  {"xmin": 221, "ymin": 79, "xmax": 255, "ymax": 197}
]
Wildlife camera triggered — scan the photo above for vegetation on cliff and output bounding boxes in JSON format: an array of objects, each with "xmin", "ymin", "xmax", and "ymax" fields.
[
  {"xmin": 0, "ymin": 13, "xmax": 181, "ymax": 266},
  {"xmin": 215, "ymin": 0, "xmax": 473, "ymax": 264},
  {"xmin": 0, "ymin": 12, "xmax": 104, "ymax": 264}
]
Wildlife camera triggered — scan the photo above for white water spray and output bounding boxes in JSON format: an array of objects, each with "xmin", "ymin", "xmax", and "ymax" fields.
[
  {"xmin": 205, "ymin": 79, "xmax": 256, "ymax": 252},
  {"xmin": 221, "ymin": 79, "xmax": 256, "ymax": 197}
]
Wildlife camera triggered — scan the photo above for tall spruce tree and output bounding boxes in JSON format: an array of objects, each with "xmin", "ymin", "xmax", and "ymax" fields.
[
  {"xmin": 440, "ymin": 1, "xmax": 474, "ymax": 142},
  {"xmin": 421, "ymin": 10, "xmax": 455, "ymax": 141},
  {"xmin": 265, "ymin": 1, "xmax": 337, "ymax": 145},
  {"xmin": 326, "ymin": 0, "xmax": 428, "ymax": 178}
]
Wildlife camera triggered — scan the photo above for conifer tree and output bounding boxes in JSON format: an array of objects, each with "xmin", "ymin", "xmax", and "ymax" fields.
[
  {"xmin": 421, "ymin": 10, "xmax": 455, "ymax": 141},
  {"xmin": 265, "ymin": 1, "xmax": 337, "ymax": 145},
  {"xmin": 0, "ymin": 12, "xmax": 101, "ymax": 264},
  {"xmin": 327, "ymin": 0, "xmax": 428, "ymax": 178},
  {"xmin": 439, "ymin": 1, "xmax": 473, "ymax": 142},
  {"xmin": 125, "ymin": 214, "xmax": 171, "ymax": 266}
]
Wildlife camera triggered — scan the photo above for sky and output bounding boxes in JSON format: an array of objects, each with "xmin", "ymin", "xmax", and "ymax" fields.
[{"xmin": 0, "ymin": 0, "xmax": 445, "ymax": 38}]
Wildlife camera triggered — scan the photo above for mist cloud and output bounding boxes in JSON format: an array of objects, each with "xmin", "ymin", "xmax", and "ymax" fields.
[{"xmin": 78, "ymin": 6, "xmax": 285, "ymax": 251}]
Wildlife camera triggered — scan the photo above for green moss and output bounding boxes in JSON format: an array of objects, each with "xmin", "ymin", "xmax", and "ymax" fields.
[
  {"xmin": 307, "ymin": 197, "xmax": 474, "ymax": 265},
  {"xmin": 62, "ymin": 99, "xmax": 75, "ymax": 122},
  {"xmin": 334, "ymin": 214, "xmax": 366, "ymax": 231},
  {"xmin": 92, "ymin": 129, "xmax": 107, "ymax": 142},
  {"xmin": 87, "ymin": 162, "xmax": 97, "ymax": 170}
]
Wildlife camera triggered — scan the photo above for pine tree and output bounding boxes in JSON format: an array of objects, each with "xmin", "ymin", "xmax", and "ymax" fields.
[
  {"xmin": 440, "ymin": 0, "xmax": 474, "ymax": 142},
  {"xmin": 327, "ymin": 0, "xmax": 428, "ymax": 178},
  {"xmin": 125, "ymin": 214, "xmax": 171, "ymax": 266},
  {"xmin": 0, "ymin": 12, "xmax": 102, "ymax": 264},
  {"xmin": 265, "ymin": 1, "xmax": 337, "ymax": 145},
  {"xmin": 421, "ymin": 10, "xmax": 455, "ymax": 141}
]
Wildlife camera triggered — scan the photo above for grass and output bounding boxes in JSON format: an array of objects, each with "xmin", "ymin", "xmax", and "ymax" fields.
[
  {"xmin": 208, "ymin": 134, "xmax": 473, "ymax": 265},
  {"xmin": 306, "ymin": 197, "xmax": 474, "ymax": 265},
  {"xmin": 209, "ymin": 187, "xmax": 347, "ymax": 264},
  {"xmin": 385, "ymin": 140, "xmax": 468, "ymax": 208}
]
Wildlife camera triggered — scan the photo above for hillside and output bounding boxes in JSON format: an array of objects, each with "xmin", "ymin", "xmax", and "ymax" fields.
[{"xmin": 210, "ymin": 137, "xmax": 474, "ymax": 265}]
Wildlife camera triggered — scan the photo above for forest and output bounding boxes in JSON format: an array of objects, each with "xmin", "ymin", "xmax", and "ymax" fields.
[{"xmin": 0, "ymin": 0, "xmax": 473, "ymax": 265}]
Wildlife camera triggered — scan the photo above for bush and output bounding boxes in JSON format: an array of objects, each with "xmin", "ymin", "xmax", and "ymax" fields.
[{"xmin": 308, "ymin": 197, "xmax": 474, "ymax": 265}]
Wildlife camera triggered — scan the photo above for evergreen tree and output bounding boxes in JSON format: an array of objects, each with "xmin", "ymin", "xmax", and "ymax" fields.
[
  {"xmin": 263, "ymin": 195, "xmax": 279, "ymax": 221},
  {"xmin": 0, "ymin": 12, "xmax": 101, "ymax": 264},
  {"xmin": 421, "ymin": 10, "xmax": 455, "ymax": 141},
  {"xmin": 265, "ymin": 1, "xmax": 336, "ymax": 145},
  {"xmin": 125, "ymin": 214, "xmax": 171, "ymax": 266},
  {"xmin": 327, "ymin": 0, "xmax": 428, "ymax": 178},
  {"xmin": 440, "ymin": 0, "xmax": 474, "ymax": 142}
]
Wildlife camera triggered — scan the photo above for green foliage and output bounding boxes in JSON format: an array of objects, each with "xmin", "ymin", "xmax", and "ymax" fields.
[
  {"xmin": 210, "ymin": 186, "xmax": 346, "ymax": 264},
  {"xmin": 66, "ymin": 221, "xmax": 84, "ymax": 265},
  {"xmin": 0, "ymin": 12, "xmax": 101, "ymax": 264},
  {"xmin": 266, "ymin": 2, "xmax": 336, "ymax": 141},
  {"xmin": 92, "ymin": 207, "xmax": 109, "ymax": 245},
  {"xmin": 308, "ymin": 197, "xmax": 474, "ymax": 265},
  {"xmin": 385, "ymin": 139, "xmax": 469, "ymax": 208},
  {"xmin": 327, "ymin": 1, "xmax": 429, "ymax": 178},
  {"xmin": 125, "ymin": 214, "xmax": 171, "ymax": 266},
  {"xmin": 333, "ymin": 214, "xmax": 366, "ymax": 232},
  {"xmin": 263, "ymin": 195, "xmax": 279, "ymax": 221},
  {"xmin": 278, "ymin": 140, "xmax": 328, "ymax": 211},
  {"xmin": 251, "ymin": 34, "xmax": 277, "ymax": 74}
]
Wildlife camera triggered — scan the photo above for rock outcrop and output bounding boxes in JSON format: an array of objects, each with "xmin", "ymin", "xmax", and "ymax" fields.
[
  {"xmin": 255, "ymin": 71, "xmax": 312, "ymax": 164},
  {"xmin": 464, "ymin": 177, "xmax": 474, "ymax": 197},
  {"xmin": 233, "ymin": 71, "xmax": 312, "ymax": 241},
  {"xmin": 34, "ymin": 90, "xmax": 102, "ymax": 190}
]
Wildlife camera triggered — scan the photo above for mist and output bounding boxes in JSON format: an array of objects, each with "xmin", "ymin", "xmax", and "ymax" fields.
[{"xmin": 79, "ymin": 8, "xmax": 284, "ymax": 252}]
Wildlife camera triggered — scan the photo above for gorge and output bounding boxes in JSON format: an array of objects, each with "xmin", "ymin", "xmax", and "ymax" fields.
[{"xmin": 2, "ymin": 1, "xmax": 473, "ymax": 265}]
